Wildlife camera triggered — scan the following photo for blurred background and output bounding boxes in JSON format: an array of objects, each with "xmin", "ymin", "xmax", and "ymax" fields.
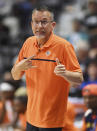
[{"xmin": 0, "ymin": 0, "xmax": 97, "ymax": 130}]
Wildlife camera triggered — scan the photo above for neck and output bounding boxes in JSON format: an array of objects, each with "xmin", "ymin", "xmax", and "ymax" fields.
[{"xmin": 37, "ymin": 38, "xmax": 48, "ymax": 48}]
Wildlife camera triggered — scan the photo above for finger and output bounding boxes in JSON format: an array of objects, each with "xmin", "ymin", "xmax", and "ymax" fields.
[
  {"xmin": 55, "ymin": 68, "xmax": 65, "ymax": 72},
  {"xmin": 26, "ymin": 55, "xmax": 36, "ymax": 61},
  {"xmin": 56, "ymin": 65, "xmax": 65, "ymax": 68},
  {"xmin": 55, "ymin": 72, "xmax": 65, "ymax": 77},
  {"xmin": 56, "ymin": 58, "xmax": 61, "ymax": 65},
  {"xmin": 25, "ymin": 65, "xmax": 37, "ymax": 70},
  {"xmin": 27, "ymin": 63, "xmax": 33, "ymax": 67},
  {"xmin": 27, "ymin": 61, "xmax": 32, "ymax": 64},
  {"xmin": 55, "ymin": 71, "xmax": 65, "ymax": 74},
  {"xmin": 30, "ymin": 65, "xmax": 37, "ymax": 68}
]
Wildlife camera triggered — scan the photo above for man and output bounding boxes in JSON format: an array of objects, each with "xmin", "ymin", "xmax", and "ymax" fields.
[
  {"xmin": 11, "ymin": 6, "xmax": 83, "ymax": 131},
  {"xmin": 82, "ymin": 84, "xmax": 97, "ymax": 131}
]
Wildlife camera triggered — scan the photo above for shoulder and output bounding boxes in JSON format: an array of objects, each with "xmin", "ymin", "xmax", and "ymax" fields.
[
  {"xmin": 19, "ymin": 36, "xmax": 36, "ymax": 52},
  {"xmin": 24, "ymin": 36, "xmax": 36, "ymax": 45},
  {"xmin": 53, "ymin": 34, "xmax": 72, "ymax": 48}
]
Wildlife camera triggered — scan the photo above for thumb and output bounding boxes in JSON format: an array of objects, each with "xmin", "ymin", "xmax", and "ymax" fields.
[{"xmin": 56, "ymin": 58, "xmax": 61, "ymax": 65}]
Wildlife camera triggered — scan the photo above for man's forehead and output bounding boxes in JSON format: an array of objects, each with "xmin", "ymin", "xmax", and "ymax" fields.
[{"xmin": 32, "ymin": 11, "xmax": 51, "ymax": 20}]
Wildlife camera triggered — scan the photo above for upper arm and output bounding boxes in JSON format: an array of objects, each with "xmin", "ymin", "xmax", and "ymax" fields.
[{"xmin": 62, "ymin": 43, "xmax": 82, "ymax": 73}]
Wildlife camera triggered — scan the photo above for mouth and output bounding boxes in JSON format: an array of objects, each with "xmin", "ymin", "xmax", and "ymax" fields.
[
  {"xmin": 36, "ymin": 30, "xmax": 45, "ymax": 33},
  {"xmin": 35, "ymin": 31, "xmax": 46, "ymax": 37}
]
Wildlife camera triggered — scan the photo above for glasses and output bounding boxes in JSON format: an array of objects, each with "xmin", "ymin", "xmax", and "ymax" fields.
[{"xmin": 32, "ymin": 20, "xmax": 53, "ymax": 26}]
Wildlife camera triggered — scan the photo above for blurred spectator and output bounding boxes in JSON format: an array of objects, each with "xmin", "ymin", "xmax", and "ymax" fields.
[
  {"xmin": 0, "ymin": 0, "xmax": 14, "ymax": 15},
  {"xmin": 75, "ymin": 40, "xmax": 90, "ymax": 73},
  {"xmin": 83, "ymin": 0, "xmax": 97, "ymax": 36},
  {"xmin": 68, "ymin": 96, "xmax": 86, "ymax": 129},
  {"xmin": 89, "ymin": 34, "xmax": 97, "ymax": 48},
  {"xmin": 0, "ymin": 84, "xmax": 27, "ymax": 130},
  {"xmin": 82, "ymin": 84, "xmax": 97, "ymax": 131},
  {"xmin": 0, "ymin": 17, "xmax": 11, "ymax": 75},
  {"xmin": 12, "ymin": 87, "xmax": 27, "ymax": 130},
  {"xmin": 88, "ymin": 48, "xmax": 97, "ymax": 59},
  {"xmin": 12, "ymin": 0, "xmax": 34, "ymax": 33},
  {"xmin": 2, "ymin": 70, "xmax": 23, "ymax": 90},
  {"xmin": 0, "ymin": 82, "xmax": 15, "ymax": 125},
  {"xmin": 57, "ymin": 0, "xmax": 85, "ymax": 37},
  {"xmin": 0, "ymin": 19, "xmax": 10, "ymax": 46},
  {"xmin": 3, "ymin": 14, "xmax": 20, "ymax": 39},
  {"xmin": 68, "ymin": 18, "xmax": 88, "ymax": 50},
  {"xmin": 80, "ymin": 59, "xmax": 97, "ymax": 90}
]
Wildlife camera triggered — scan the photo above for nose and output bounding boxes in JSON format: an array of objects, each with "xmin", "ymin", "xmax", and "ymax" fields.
[{"xmin": 38, "ymin": 22, "xmax": 43, "ymax": 28}]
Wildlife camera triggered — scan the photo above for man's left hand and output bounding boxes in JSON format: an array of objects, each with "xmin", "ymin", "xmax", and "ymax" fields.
[{"xmin": 54, "ymin": 58, "xmax": 66, "ymax": 78}]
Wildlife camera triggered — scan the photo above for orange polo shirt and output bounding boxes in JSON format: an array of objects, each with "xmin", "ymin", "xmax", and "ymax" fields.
[
  {"xmin": 62, "ymin": 102, "xmax": 78, "ymax": 131},
  {"xmin": 16, "ymin": 33, "xmax": 82, "ymax": 128}
]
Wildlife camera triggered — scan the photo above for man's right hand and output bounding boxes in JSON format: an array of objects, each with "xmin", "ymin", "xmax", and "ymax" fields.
[
  {"xmin": 11, "ymin": 55, "xmax": 37, "ymax": 80},
  {"xmin": 16, "ymin": 55, "xmax": 37, "ymax": 72}
]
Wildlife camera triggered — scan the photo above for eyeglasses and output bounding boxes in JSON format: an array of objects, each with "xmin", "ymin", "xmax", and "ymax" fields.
[{"xmin": 32, "ymin": 20, "xmax": 53, "ymax": 26}]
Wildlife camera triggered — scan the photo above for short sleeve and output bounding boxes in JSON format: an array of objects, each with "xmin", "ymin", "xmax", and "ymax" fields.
[
  {"xmin": 62, "ymin": 43, "xmax": 82, "ymax": 73},
  {"xmin": 14, "ymin": 40, "xmax": 27, "ymax": 76}
]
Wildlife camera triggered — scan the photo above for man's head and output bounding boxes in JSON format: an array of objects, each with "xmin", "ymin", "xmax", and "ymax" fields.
[
  {"xmin": 82, "ymin": 84, "xmax": 97, "ymax": 110},
  {"xmin": 31, "ymin": 6, "xmax": 56, "ymax": 40}
]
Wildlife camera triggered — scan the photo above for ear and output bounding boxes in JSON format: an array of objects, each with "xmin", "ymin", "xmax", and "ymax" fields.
[
  {"xmin": 31, "ymin": 21, "xmax": 33, "ymax": 27},
  {"xmin": 31, "ymin": 21, "xmax": 33, "ymax": 30},
  {"xmin": 52, "ymin": 22, "xmax": 56, "ymax": 28}
]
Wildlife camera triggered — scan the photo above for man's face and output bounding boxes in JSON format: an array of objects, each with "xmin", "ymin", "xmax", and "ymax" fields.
[
  {"xmin": 31, "ymin": 11, "xmax": 56, "ymax": 39},
  {"xmin": 84, "ymin": 95, "xmax": 97, "ymax": 110}
]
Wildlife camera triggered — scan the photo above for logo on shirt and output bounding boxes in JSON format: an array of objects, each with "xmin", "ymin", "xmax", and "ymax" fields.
[{"xmin": 46, "ymin": 51, "xmax": 51, "ymax": 56}]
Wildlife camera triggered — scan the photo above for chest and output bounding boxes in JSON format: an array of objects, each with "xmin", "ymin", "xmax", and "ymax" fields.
[{"xmin": 23, "ymin": 44, "xmax": 63, "ymax": 68}]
